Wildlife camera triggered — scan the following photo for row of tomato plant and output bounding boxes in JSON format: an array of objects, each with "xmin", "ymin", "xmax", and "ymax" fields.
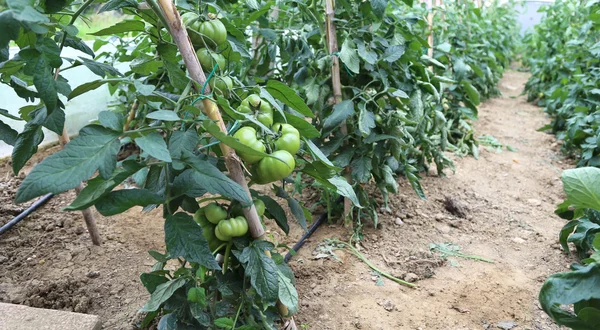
[
  {"xmin": 0, "ymin": 0, "xmax": 518, "ymax": 328},
  {"xmin": 523, "ymin": 1, "xmax": 600, "ymax": 329}
]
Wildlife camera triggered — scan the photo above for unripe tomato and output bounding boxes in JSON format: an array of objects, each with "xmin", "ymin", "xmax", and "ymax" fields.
[
  {"xmin": 214, "ymin": 225, "xmax": 231, "ymax": 241},
  {"xmin": 375, "ymin": 114, "xmax": 383, "ymax": 124},
  {"xmin": 254, "ymin": 150, "xmax": 295, "ymax": 184},
  {"xmin": 197, "ymin": 19, "xmax": 227, "ymax": 48},
  {"xmin": 203, "ymin": 203, "xmax": 227, "ymax": 224},
  {"xmin": 217, "ymin": 216, "xmax": 249, "ymax": 238},
  {"xmin": 196, "ymin": 48, "xmax": 226, "ymax": 72},
  {"xmin": 181, "ymin": 12, "xmax": 203, "ymax": 47},
  {"xmin": 209, "ymin": 76, "xmax": 233, "ymax": 97},
  {"xmin": 442, "ymin": 103, "xmax": 450, "ymax": 111},
  {"xmin": 194, "ymin": 210, "xmax": 224, "ymax": 251},
  {"xmin": 230, "ymin": 199, "xmax": 265, "ymax": 217},
  {"xmin": 272, "ymin": 123, "xmax": 300, "ymax": 155},
  {"xmin": 238, "ymin": 94, "xmax": 274, "ymax": 128},
  {"xmin": 233, "ymin": 126, "xmax": 266, "ymax": 164}
]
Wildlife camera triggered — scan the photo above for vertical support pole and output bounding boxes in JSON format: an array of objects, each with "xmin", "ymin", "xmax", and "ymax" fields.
[
  {"xmin": 325, "ymin": 0, "xmax": 352, "ymax": 225},
  {"xmin": 426, "ymin": 0, "xmax": 434, "ymax": 59}
]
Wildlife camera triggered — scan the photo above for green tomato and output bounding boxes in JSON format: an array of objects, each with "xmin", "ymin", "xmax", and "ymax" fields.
[
  {"xmin": 233, "ymin": 126, "xmax": 266, "ymax": 164},
  {"xmin": 181, "ymin": 12, "xmax": 204, "ymax": 47},
  {"xmin": 197, "ymin": 19, "xmax": 227, "ymax": 49},
  {"xmin": 254, "ymin": 150, "xmax": 296, "ymax": 184},
  {"xmin": 230, "ymin": 199, "xmax": 265, "ymax": 217},
  {"xmin": 214, "ymin": 225, "xmax": 231, "ymax": 241},
  {"xmin": 272, "ymin": 123, "xmax": 300, "ymax": 155},
  {"xmin": 194, "ymin": 210, "xmax": 224, "ymax": 251},
  {"xmin": 217, "ymin": 216, "xmax": 249, "ymax": 238},
  {"xmin": 442, "ymin": 103, "xmax": 450, "ymax": 111},
  {"xmin": 203, "ymin": 203, "xmax": 227, "ymax": 224},
  {"xmin": 375, "ymin": 114, "xmax": 383, "ymax": 124},
  {"xmin": 196, "ymin": 48, "xmax": 226, "ymax": 72},
  {"xmin": 238, "ymin": 94, "xmax": 273, "ymax": 128},
  {"xmin": 209, "ymin": 76, "xmax": 233, "ymax": 97}
]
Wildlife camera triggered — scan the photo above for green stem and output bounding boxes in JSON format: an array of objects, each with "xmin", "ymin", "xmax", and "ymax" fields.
[
  {"xmin": 197, "ymin": 196, "xmax": 231, "ymax": 205},
  {"xmin": 212, "ymin": 242, "xmax": 228, "ymax": 256},
  {"xmin": 123, "ymin": 125, "xmax": 167, "ymax": 135},
  {"xmin": 57, "ymin": 0, "xmax": 96, "ymax": 51},
  {"xmin": 222, "ymin": 241, "xmax": 233, "ymax": 274},
  {"xmin": 232, "ymin": 299, "xmax": 244, "ymax": 329},
  {"xmin": 333, "ymin": 239, "xmax": 416, "ymax": 288}
]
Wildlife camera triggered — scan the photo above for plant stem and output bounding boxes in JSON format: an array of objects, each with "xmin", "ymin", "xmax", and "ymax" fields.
[
  {"xmin": 222, "ymin": 241, "xmax": 233, "ymax": 274},
  {"xmin": 123, "ymin": 125, "xmax": 167, "ymax": 134},
  {"xmin": 232, "ymin": 298, "xmax": 244, "ymax": 330}
]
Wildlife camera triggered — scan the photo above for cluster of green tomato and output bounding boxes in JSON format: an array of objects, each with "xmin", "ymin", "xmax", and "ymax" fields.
[
  {"xmin": 233, "ymin": 94, "xmax": 300, "ymax": 184},
  {"xmin": 181, "ymin": 12, "xmax": 232, "ymax": 96},
  {"xmin": 194, "ymin": 200, "xmax": 266, "ymax": 251}
]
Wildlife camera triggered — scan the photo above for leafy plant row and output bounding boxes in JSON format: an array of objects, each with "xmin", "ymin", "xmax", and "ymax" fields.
[
  {"xmin": 0, "ymin": 0, "xmax": 518, "ymax": 328},
  {"xmin": 523, "ymin": 1, "xmax": 600, "ymax": 329}
]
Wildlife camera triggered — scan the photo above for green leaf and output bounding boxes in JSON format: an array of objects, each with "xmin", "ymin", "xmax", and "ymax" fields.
[
  {"xmin": 0, "ymin": 109, "xmax": 24, "ymax": 121},
  {"xmin": 32, "ymin": 56, "xmax": 59, "ymax": 113},
  {"xmin": 98, "ymin": 111, "xmax": 124, "ymax": 132},
  {"xmin": 164, "ymin": 213, "xmax": 220, "ymax": 270},
  {"xmin": 265, "ymin": 80, "xmax": 313, "ymax": 118},
  {"xmin": 281, "ymin": 113, "xmax": 320, "ymax": 139},
  {"xmin": 339, "ymin": 38, "xmax": 360, "ymax": 74},
  {"xmin": 277, "ymin": 270, "xmax": 299, "ymax": 315},
  {"xmin": 134, "ymin": 80, "xmax": 156, "ymax": 96},
  {"xmin": 65, "ymin": 161, "xmax": 144, "ymax": 210},
  {"xmin": 90, "ymin": 20, "xmax": 146, "ymax": 36},
  {"xmin": 162, "ymin": 61, "xmax": 188, "ymax": 90},
  {"xmin": 322, "ymin": 100, "xmax": 354, "ymax": 131},
  {"xmin": 358, "ymin": 103, "xmax": 376, "ymax": 136},
  {"xmin": 99, "ymin": 0, "xmax": 139, "ymax": 12},
  {"xmin": 213, "ymin": 318, "xmax": 234, "ymax": 329},
  {"xmin": 256, "ymin": 195, "xmax": 289, "ymax": 234},
  {"xmin": 147, "ymin": 110, "xmax": 181, "ymax": 122},
  {"xmin": 369, "ymin": 0, "xmax": 388, "ymax": 18},
  {"xmin": 16, "ymin": 125, "xmax": 120, "ymax": 203},
  {"xmin": 561, "ymin": 168, "xmax": 600, "ymax": 212},
  {"xmin": 135, "ymin": 132, "xmax": 172, "ymax": 162},
  {"xmin": 383, "ymin": 44, "xmax": 406, "ymax": 63},
  {"xmin": 0, "ymin": 11, "xmax": 21, "ymax": 50},
  {"xmin": 157, "ymin": 313, "xmax": 177, "ymax": 330},
  {"xmin": 131, "ymin": 57, "xmax": 163, "ymax": 76},
  {"xmin": 69, "ymin": 79, "xmax": 117, "ymax": 100},
  {"xmin": 356, "ymin": 39, "xmax": 378, "ymax": 65},
  {"xmin": 140, "ymin": 277, "xmax": 187, "ymax": 312},
  {"xmin": 78, "ymin": 57, "xmax": 121, "ymax": 77},
  {"xmin": 239, "ymin": 243, "xmax": 279, "ymax": 304},
  {"xmin": 351, "ymin": 156, "xmax": 372, "ymax": 183},
  {"xmin": 303, "ymin": 138, "xmax": 337, "ymax": 169},
  {"xmin": 140, "ymin": 272, "xmax": 169, "ymax": 294},
  {"xmin": 168, "ymin": 128, "xmax": 199, "ymax": 160},
  {"xmin": 95, "ymin": 189, "xmax": 164, "ymax": 216},
  {"xmin": 327, "ymin": 176, "xmax": 361, "ymax": 207},
  {"xmin": 0, "ymin": 119, "xmax": 18, "ymax": 145},
  {"xmin": 460, "ymin": 80, "xmax": 480, "ymax": 105},
  {"xmin": 11, "ymin": 124, "xmax": 43, "ymax": 174},
  {"xmin": 539, "ymin": 263, "xmax": 600, "ymax": 329},
  {"xmin": 180, "ymin": 151, "xmax": 251, "ymax": 206}
]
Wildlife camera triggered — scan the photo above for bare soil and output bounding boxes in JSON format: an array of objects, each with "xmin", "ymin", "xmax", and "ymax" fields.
[{"xmin": 0, "ymin": 70, "xmax": 573, "ymax": 330}]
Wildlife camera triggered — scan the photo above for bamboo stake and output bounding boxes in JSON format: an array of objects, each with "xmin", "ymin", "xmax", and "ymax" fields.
[
  {"xmin": 153, "ymin": 0, "xmax": 294, "ymax": 322},
  {"xmin": 426, "ymin": 0, "xmax": 434, "ymax": 59},
  {"xmin": 53, "ymin": 68, "xmax": 102, "ymax": 246},
  {"xmin": 324, "ymin": 0, "xmax": 352, "ymax": 225}
]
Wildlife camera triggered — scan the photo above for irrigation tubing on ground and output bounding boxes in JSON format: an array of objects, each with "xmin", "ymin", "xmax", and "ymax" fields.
[
  {"xmin": 0, "ymin": 193, "xmax": 54, "ymax": 236},
  {"xmin": 284, "ymin": 196, "xmax": 344, "ymax": 263}
]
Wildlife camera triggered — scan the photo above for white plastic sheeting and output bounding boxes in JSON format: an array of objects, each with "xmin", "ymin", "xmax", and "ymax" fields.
[{"xmin": 0, "ymin": 42, "xmax": 125, "ymax": 158}]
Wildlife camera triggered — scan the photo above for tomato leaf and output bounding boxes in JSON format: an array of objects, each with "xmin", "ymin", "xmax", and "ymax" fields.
[
  {"xmin": 238, "ymin": 243, "xmax": 279, "ymax": 305},
  {"xmin": 140, "ymin": 277, "xmax": 187, "ymax": 312},
  {"xmin": 322, "ymin": 100, "xmax": 354, "ymax": 131},
  {"xmin": 90, "ymin": 20, "xmax": 146, "ymax": 36},
  {"xmin": 98, "ymin": 111, "xmax": 124, "ymax": 132},
  {"xmin": 339, "ymin": 38, "xmax": 360, "ymax": 74},
  {"xmin": 561, "ymin": 168, "xmax": 600, "ymax": 211},
  {"xmin": 135, "ymin": 132, "xmax": 173, "ymax": 162},
  {"xmin": 16, "ymin": 125, "xmax": 120, "ymax": 202},
  {"xmin": 277, "ymin": 270, "xmax": 299, "ymax": 315},
  {"xmin": 265, "ymin": 80, "xmax": 313, "ymax": 118},
  {"xmin": 0, "ymin": 119, "xmax": 18, "ymax": 146},
  {"xmin": 95, "ymin": 189, "xmax": 165, "ymax": 216},
  {"xmin": 164, "ymin": 213, "xmax": 221, "ymax": 270}
]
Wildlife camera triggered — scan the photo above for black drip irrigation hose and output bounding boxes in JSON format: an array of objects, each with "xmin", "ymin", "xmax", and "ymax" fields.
[
  {"xmin": 0, "ymin": 193, "xmax": 54, "ymax": 236},
  {"xmin": 284, "ymin": 196, "xmax": 344, "ymax": 263}
]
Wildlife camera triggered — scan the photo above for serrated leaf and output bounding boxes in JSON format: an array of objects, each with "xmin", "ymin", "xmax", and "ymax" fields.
[
  {"xmin": 98, "ymin": 111, "xmax": 124, "ymax": 132},
  {"xmin": 68, "ymin": 79, "xmax": 116, "ymax": 100},
  {"xmin": 140, "ymin": 277, "xmax": 187, "ymax": 312},
  {"xmin": 135, "ymin": 132, "xmax": 172, "ymax": 162},
  {"xmin": 16, "ymin": 125, "xmax": 120, "ymax": 203},
  {"xmin": 99, "ymin": 0, "xmax": 139, "ymax": 12},
  {"xmin": 339, "ymin": 38, "xmax": 360, "ymax": 74},
  {"xmin": 358, "ymin": 103, "xmax": 376, "ymax": 136},
  {"xmin": 164, "ymin": 213, "xmax": 220, "ymax": 270},
  {"xmin": 356, "ymin": 39, "xmax": 378, "ymax": 65},
  {"xmin": 66, "ymin": 161, "xmax": 144, "ymax": 210},
  {"xmin": 327, "ymin": 176, "xmax": 361, "ymax": 207},
  {"xmin": 78, "ymin": 57, "xmax": 122, "ymax": 77},
  {"xmin": 383, "ymin": 44, "xmax": 406, "ymax": 63},
  {"xmin": 323, "ymin": 100, "xmax": 354, "ymax": 131},
  {"xmin": 180, "ymin": 151, "xmax": 251, "ymax": 205},
  {"xmin": 369, "ymin": 0, "xmax": 388, "ymax": 18},
  {"xmin": 239, "ymin": 244, "xmax": 279, "ymax": 304},
  {"xmin": 214, "ymin": 318, "xmax": 234, "ymax": 329},
  {"xmin": 157, "ymin": 313, "xmax": 177, "ymax": 330},
  {"xmin": 277, "ymin": 270, "xmax": 299, "ymax": 315},
  {"xmin": 90, "ymin": 20, "xmax": 146, "ymax": 36},
  {"xmin": 11, "ymin": 124, "xmax": 43, "ymax": 174},
  {"xmin": 95, "ymin": 189, "xmax": 164, "ymax": 216},
  {"xmin": 0, "ymin": 109, "xmax": 23, "ymax": 121}
]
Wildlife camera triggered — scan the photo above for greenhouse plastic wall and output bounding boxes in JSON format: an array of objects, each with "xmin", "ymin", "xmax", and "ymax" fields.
[
  {"xmin": 0, "ymin": 42, "xmax": 126, "ymax": 158},
  {"xmin": 516, "ymin": 0, "xmax": 554, "ymax": 35}
]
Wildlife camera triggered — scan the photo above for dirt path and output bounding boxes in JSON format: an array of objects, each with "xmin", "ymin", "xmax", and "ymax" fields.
[{"xmin": 291, "ymin": 71, "xmax": 573, "ymax": 330}]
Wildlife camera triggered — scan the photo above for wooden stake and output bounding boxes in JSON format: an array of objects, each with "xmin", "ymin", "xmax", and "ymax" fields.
[
  {"xmin": 324, "ymin": 0, "xmax": 352, "ymax": 224},
  {"xmin": 426, "ymin": 0, "xmax": 434, "ymax": 59}
]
